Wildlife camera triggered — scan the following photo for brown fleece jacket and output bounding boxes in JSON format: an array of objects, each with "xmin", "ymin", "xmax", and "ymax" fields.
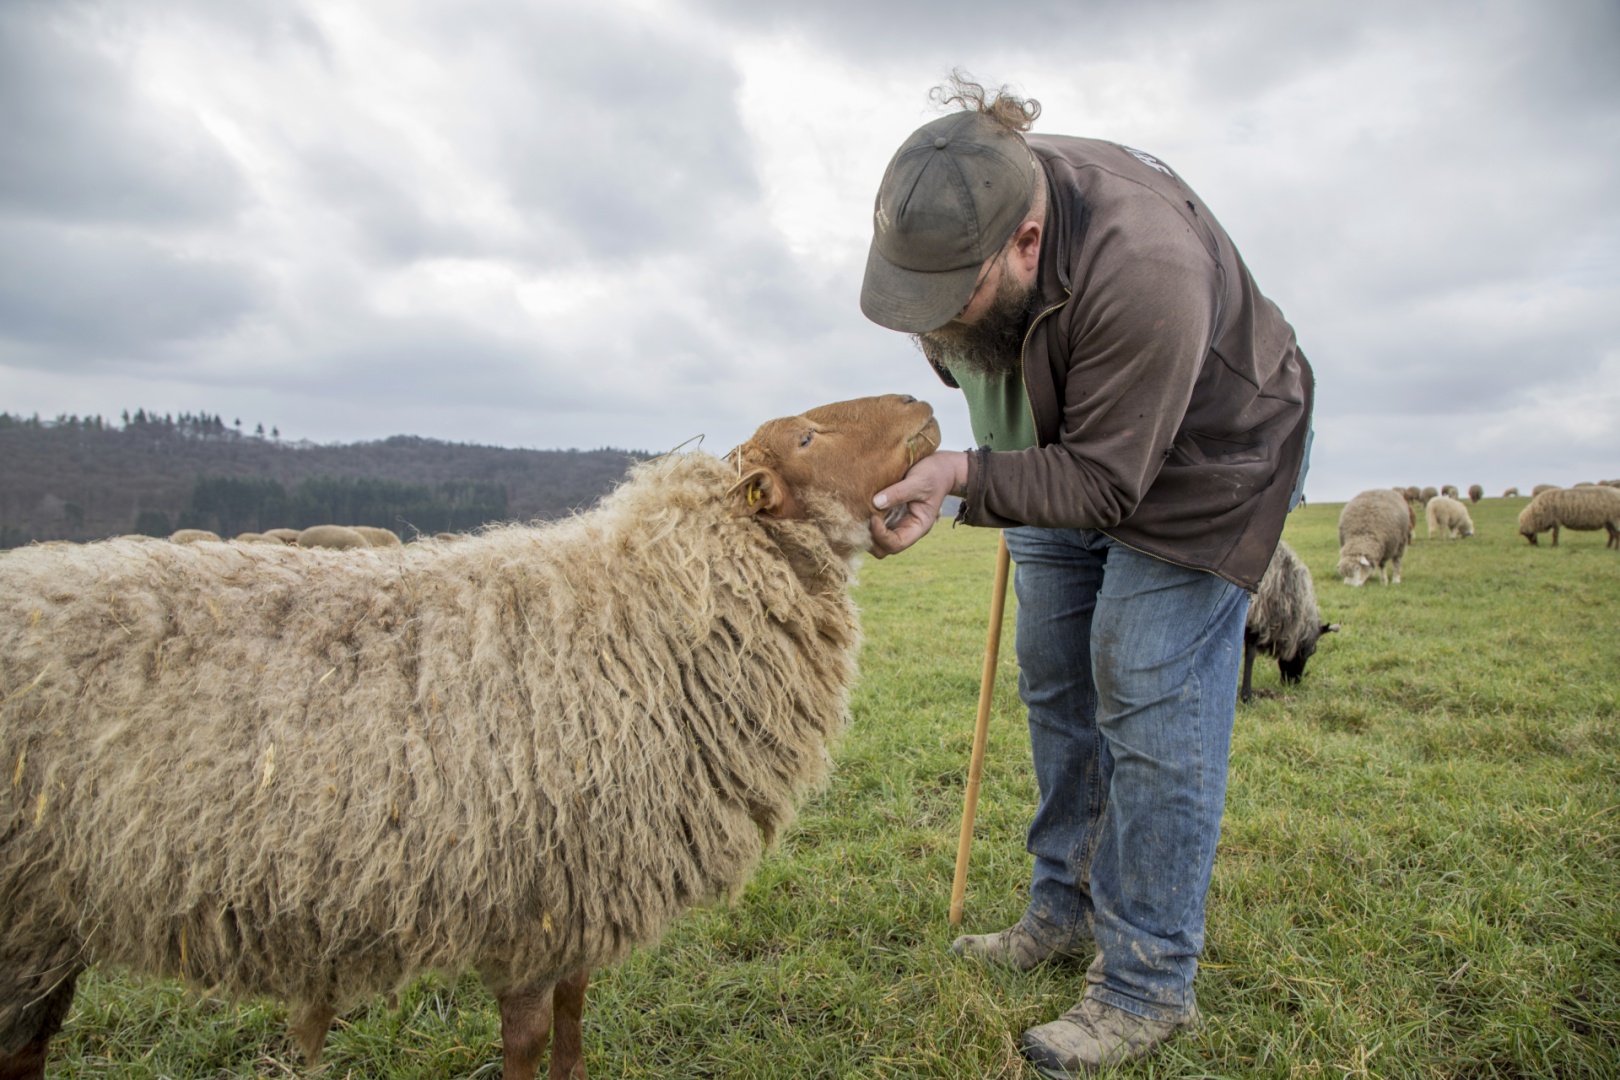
[{"xmin": 937, "ymin": 135, "xmax": 1313, "ymax": 590}]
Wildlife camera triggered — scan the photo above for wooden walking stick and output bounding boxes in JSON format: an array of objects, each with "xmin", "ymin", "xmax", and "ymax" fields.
[{"xmin": 949, "ymin": 531, "xmax": 1011, "ymax": 926}]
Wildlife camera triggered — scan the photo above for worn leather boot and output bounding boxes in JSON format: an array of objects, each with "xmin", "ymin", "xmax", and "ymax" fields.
[
  {"xmin": 949, "ymin": 923, "xmax": 1084, "ymax": 971},
  {"xmin": 1019, "ymin": 996, "xmax": 1200, "ymax": 1076}
]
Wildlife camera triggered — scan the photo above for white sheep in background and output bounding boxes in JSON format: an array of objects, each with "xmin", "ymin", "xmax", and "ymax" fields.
[
  {"xmin": 1337, "ymin": 489, "xmax": 1410, "ymax": 586},
  {"xmin": 1517, "ymin": 485, "xmax": 1620, "ymax": 548},
  {"xmin": 1502, "ymin": 487, "xmax": 1521, "ymax": 498},
  {"xmin": 1425, "ymin": 495, "xmax": 1476, "ymax": 540},
  {"xmin": 168, "ymin": 528, "xmax": 220, "ymax": 544},
  {"xmin": 295, "ymin": 524, "xmax": 369, "ymax": 550},
  {"xmin": 0, "ymin": 395, "xmax": 941, "ymax": 1080},
  {"xmin": 1441, "ymin": 484, "xmax": 1459, "ymax": 499},
  {"xmin": 348, "ymin": 525, "xmax": 403, "ymax": 548}
]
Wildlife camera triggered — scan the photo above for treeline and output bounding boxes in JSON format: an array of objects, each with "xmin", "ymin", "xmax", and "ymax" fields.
[
  {"xmin": 154, "ymin": 475, "xmax": 509, "ymax": 539},
  {"xmin": 0, "ymin": 411, "xmax": 648, "ymax": 547}
]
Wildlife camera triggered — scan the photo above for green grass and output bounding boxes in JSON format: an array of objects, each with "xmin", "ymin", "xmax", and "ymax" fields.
[{"xmin": 49, "ymin": 498, "xmax": 1619, "ymax": 1077}]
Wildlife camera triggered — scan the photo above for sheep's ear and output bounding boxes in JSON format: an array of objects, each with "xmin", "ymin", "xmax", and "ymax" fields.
[
  {"xmin": 1322, "ymin": 622, "xmax": 1340, "ymax": 635},
  {"xmin": 731, "ymin": 465, "xmax": 791, "ymax": 518}
]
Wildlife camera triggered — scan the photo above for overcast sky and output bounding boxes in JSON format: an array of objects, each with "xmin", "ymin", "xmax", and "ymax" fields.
[{"xmin": 2, "ymin": 0, "xmax": 1616, "ymax": 500}]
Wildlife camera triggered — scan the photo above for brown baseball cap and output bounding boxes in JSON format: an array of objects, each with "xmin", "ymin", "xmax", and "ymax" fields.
[{"xmin": 860, "ymin": 110, "xmax": 1039, "ymax": 334}]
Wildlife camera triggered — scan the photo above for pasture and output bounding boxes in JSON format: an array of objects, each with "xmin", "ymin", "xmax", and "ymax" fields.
[{"xmin": 49, "ymin": 497, "xmax": 1619, "ymax": 1077}]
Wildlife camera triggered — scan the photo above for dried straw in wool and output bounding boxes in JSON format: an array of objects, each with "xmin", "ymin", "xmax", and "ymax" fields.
[{"xmin": 0, "ymin": 450, "xmax": 861, "ymax": 1048}]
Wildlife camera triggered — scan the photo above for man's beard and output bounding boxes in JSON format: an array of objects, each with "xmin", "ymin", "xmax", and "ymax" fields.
[{"xmin": 913, "ymin": 266, "xmax": 1042, "ymax": 378}]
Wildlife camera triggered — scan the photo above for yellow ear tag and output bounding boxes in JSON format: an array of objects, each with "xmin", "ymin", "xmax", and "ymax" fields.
[{"xmin": 746, "ymin": 482, "xmax": 762, "ymax": 506}]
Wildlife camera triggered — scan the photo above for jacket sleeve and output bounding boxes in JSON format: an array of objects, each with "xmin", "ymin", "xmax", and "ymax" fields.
[{"xmin": 963, "ymin": 224, "xmax": 1222, "ymax": 530}]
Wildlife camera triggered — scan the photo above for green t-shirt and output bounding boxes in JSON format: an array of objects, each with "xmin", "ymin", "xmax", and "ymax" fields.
[{"xmin": 944, "ymin": 362, "xmax": 1038, "ymax": 451}]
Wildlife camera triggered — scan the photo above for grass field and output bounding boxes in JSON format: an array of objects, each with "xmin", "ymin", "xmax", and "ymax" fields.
[{"xmin": 50, "ymin": 497, "xmax": 1619, "ymax": 1078}]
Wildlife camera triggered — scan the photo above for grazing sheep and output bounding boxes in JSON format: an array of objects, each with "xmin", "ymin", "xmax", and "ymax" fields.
[
  {"xmin": 349, "ymin": 525, "xmax": 403, "ymax": 548},
  {"xmin": 233, "ymin": 532, "xmax": 274, "ymax": 544},
  {"xmin": 1337, "ymin": 489, "xmax": 1410, "ymax": 586},
  {"xmin": 1420, "ymin": 486, "xmax": 1439, "ymax": 504},
  {"xmin": 296, "ymin": 524, "xmax": 369, "ymax": 550},
  {"xmin": 262, "ymin": 528, "xmax": 301, "ymax": 545},
  {"xmin": 1532, "ymin": 483, "xmax": 1559, "ymax": 495},
  {"xmin": 1441, "ymin": 484, "xmax": 1458, "ymax": 499},
  {"xmin": 1425, "ymin": 495, "xmax": 1475, "ymax": 540},
  {"xmin": 1403, "ymin": 486, "xmax": 1421, "ymax": 502},
  {"xmin": 1517, "ymin": 485, "xmax": 1620, "ymax": 548},
  {"xmin": 1503, "ymin": 487, "xmax": 1520, "ymax": 498},
  {"xmin": 169, "ymin": 529, "xmax": 220, "ymax": 544},
  {"xmin": 1467, "ymin": 484, "xmax": 1483, "ymax": 503},
  {"xmin": 0, "ymin": 395, "xmax": 940, "ymax": 1080},
  {"xmin": 1240, "ymin": 540, "xmax": 1336, "ymax": 703}
]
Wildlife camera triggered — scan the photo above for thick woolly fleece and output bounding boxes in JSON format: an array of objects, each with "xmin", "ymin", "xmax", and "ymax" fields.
[
  {"xmin": 1518, "ymin": 485, "xmax": 1620, "ymax": 543},
  {"xmin": 1336, "ymin": 489, "xmax": 1410, "ymax": 583},
  {"xmin": 0, "ymin": 451, "xmax": 861, "ymax": 1053},
  {"xmin": 1246, "ymin": 540, "xmax": 1323, "ymax": 667},
  {"xmin": 1424, "ymin": 495, "xmax": 1475, "ymax": 540}
]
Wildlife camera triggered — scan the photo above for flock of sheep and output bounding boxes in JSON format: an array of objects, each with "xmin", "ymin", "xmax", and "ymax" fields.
[
  {"xmin": 169, "ymin": 524, "xmax": 416, "ymax": 549},
  {"xmin": 1241, "ymin": 480, "xmax": 1620, "ymax": 703},
  {"xmin": 1, "ymin": 393, "xmax": 1612, "ymax": 1078}
]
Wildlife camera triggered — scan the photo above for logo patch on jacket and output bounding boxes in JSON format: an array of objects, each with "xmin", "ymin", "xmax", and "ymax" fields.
[{"xmin": 1122, "ymin": 146, "xmax": 1174, "ymax": 177}]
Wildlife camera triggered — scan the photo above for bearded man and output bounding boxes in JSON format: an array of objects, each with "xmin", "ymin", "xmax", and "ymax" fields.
[{"xmin": 862, "ymin": 77, "xmax": 1314, "ymax": 1076}]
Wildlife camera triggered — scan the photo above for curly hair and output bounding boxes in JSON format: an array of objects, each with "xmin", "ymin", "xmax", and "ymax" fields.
[{"xmin": 929, "ymin": 70, "xmax": 1041, "ymax": 133}]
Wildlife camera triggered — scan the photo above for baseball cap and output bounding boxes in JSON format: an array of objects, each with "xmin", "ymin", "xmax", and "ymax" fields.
[{"xmin": 860, "ymin": 110, "xmax": 1039, "ymax": 334}]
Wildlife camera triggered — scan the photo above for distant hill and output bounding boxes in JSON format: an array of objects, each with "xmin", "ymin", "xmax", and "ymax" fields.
[{"xmin": 0, "ymin": 410, "xmax": 651, "ymax": 547}]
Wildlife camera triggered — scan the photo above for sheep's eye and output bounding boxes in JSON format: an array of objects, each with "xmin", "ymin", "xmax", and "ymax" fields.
[{"xmin": 799, "ymin": 430, "xmax": 814, "ymax": 448}]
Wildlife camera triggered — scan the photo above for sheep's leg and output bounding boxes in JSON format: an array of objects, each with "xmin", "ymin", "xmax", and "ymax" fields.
[
  {"xmin": 497, "ymin": 982, "xmax": 556, "ymax": 1080},
  {"xmin": 1551, "ymin": 524, "xmax": 1560, "ymax": 547},
  {"xmin": 0, "ymin": 966, "xmax": 81, "ymax": 1080},
  {"xmin": 548, "ymin": 969, "xmax": 589, "ymax": 1080},
  {"xmin": 1390, "ymin": 554, "xmax": 1402, "ymax": 584},
  {"xmin": 289, "ymin": 1003, "xmax": 335, "ymax": 1066}
]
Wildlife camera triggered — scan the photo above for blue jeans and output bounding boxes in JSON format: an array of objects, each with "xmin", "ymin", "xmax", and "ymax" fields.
[{"xmin": 1003, "ymin": 527, "xmax": 1248, "ymax": 1023}]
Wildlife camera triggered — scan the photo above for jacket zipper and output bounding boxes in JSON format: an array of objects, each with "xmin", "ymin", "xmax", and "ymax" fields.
[
  {"xmin": 1018, "ymin": 294, "xmax": 1069, "ymax": 443},
  {"xmin": 1017, "ymin": 290, "xmax": 1221, "ymax": 581}
]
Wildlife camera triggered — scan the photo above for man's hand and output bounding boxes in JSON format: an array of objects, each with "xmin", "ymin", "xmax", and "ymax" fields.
[{"xmin": 869, "ymin": 450, "xmax": 969, "ymax": 558}]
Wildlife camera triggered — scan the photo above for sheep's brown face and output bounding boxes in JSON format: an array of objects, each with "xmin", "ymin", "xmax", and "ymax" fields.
[{"xmin": 729, "ymin": 395, "xmax": 939, "ymax": 539}]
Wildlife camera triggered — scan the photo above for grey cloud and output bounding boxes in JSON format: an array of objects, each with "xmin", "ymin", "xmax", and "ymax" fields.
[
  {"xmin": 0, "ymin": 1, "xmax": 245, "ymax": 226},
  {"xmin": 0, "ymin": 220, "xmax": 264, "ymax": 361},
  {"xmin": 439, "ymin": 3, "xmax": 758, "ymax": 264}
]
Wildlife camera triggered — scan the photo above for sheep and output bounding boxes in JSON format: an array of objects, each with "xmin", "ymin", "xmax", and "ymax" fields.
[
  {"xmin": 0, "ymin": 394, "xmax": 942, "ymax": 1080},
  {"xmin": 1240, "ymin": 539, "xmax": 1336, "ymax": 703},
  {"xmin": 1337, "ymin": 488, "xmax": 1410, "ymax": 586},
  {"xmin": 1503, "ymin": 487, "xmax": 1520, "ymax": 498},
  {"xmin": 233, "ymin": 531, "xmax": 273, "ymax": 544},
  {"xmin": 1425, "ymin": 495, "xmax": 1475, "ymax": 540},
  {"xmin": 1420, "ymin": 486, "xmax": 1439, "ymax": 503},
  {"xmin": 263, "ymin": 528, "xmax": 301, "ymax": 545},
  {"xmin": 296, "ymin": 524, "xmax": 369, "ymax": 550},
  {"xmin": 1403, "ymin": 486, "xmax": 1421, "ymax": 502},
  {"xmin": 169, "ymin": 528, "xmax": 221, "ymax": 544},
  {"xmin": 1532, "ymin": 483, "xmax": 1559, "ymax": 495},
  {"xmin": 1441, "ymin": 484, "xmax": 1459, "ymax": 499},
  {"xmin": 348, "ymin": 525, "xmax": 403, "ymax": 548},
  {"xmin": 1467, "ymin": 484, "xmax": 1483, "ymax": 503},
  {"xmin": 1517, "ymin": 485, "xmax": 1620, "ymax": 548}
]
